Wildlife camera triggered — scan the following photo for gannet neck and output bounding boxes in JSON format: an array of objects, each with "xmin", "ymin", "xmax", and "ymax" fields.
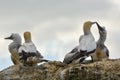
[
  {"xmin": 13, "ymin": 34, "xmax": 22, "ymax": 44},
  {"xmin": 24, "ymin": 31, "xmax": 32, "ymax": 43},
  {"xmin": 98, "ymin": 26, "xmax": 107, "ymax": 44},
  {"xmin": 83, "ymin": 21, "xmax": 95, "ymax": 35},
  {"xmin": 9, "ymin": 42, "xmax": 21, "ymax": 50},
  {"xmin": 98, "ymin": 33, "xmax": 106, "ymax": 44},
  {"xmin": 83, "ymin": 27, "xmax": 91, "ymax": 35}
]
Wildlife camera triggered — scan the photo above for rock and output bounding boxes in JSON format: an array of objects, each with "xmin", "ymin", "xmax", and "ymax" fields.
[{"xmin": 0, "ymin": 59, "xmax": 120, "ymax": 80}]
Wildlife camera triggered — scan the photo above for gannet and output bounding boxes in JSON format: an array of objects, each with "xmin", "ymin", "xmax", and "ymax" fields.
[
  {"xmin": 63, "ymin": 21, "xmax": 96, "ymax": 64},
  {"xmin": 91, "ymin": 22, "xmax": 109, "ymax": 61},
  {"xmin": 63, "ymin": 46, "xmax": 79, "ymax": 64},
  {"xmin": 4, "ymin": 33, "xmax": 21, "ymax": 65},
  {"xmin": 18, "ymin": 31, "xmax": 48, "ymax": 66}
]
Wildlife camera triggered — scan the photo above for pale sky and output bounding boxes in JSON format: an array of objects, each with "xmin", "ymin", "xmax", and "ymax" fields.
[{"xmin": 0, "ymin": 0, "xmax": 120, "ymax": 70}]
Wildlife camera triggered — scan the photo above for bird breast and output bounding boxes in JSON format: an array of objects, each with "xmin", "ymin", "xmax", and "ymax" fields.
[
  {"xmin": 78, "ymin": 34, "xmax": 96, "ymax": 52},
  {"xmin": 18, "ymin": 42, "xmax": 37, "ymax": 53}
]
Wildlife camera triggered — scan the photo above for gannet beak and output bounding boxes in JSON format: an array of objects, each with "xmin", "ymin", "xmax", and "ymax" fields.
[
  {"xmin": 4, "ymin": 35, "xmax": 12, "ymax": 40},
  {"xmin": 91, "ymin": 22, "xmax": 97, "ymax": 25},
  {"xmin": 95, "ymin": 22, "xmax": 104, "ymax": 31}
]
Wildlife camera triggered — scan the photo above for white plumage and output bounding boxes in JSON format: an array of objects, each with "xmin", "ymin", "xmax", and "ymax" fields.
[
  {"xmin": 63, "ymin": 21, "xmax": 97, "ymax": 64},
  {"xmin": 18, "ymin": 42, "xmax": 37, "ymax": 53},
  {"xmin": 18, "ymin": 31, "xmax": 48, "ymax": 66},
  {"xmin": 78, "ymin": 33, "xmax": 96, "ymax": 52}
]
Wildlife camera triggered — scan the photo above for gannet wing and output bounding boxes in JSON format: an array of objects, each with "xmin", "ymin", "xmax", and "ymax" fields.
[
  {"xmin": 36, "ymin": 50, "xmax": 43, "ymax": 58},
  {"xmin": 39, "ymin": 58, "xmax": 49, "ymax": 62},
  {"xmin": 73, "ymin": 36, "xmax": 96, "ymax": 63},
  {"xmin": 70, "ymin": 46, "xmax": 79, "ymax": 53},
  {"xmin": 63, "ymin": 50, "xmax": 88, "ymax": 64},
  {"xmin": 63, "ymin": 51, "xmax": 85, "ymax": 64},
  {"xmin": 66, "ymin": 35, "xmax": 87, "ymax": 63},
  {"xmin": 71, "ymin": 51, "xmax": 87, "ymax": 61},
  {"xmin": 63, "ymin": 53, "xmax": 74, "ymax": 64},
  {"xmin": 63, "ymin": 46, "xmax": 79, "ymax": 64}
]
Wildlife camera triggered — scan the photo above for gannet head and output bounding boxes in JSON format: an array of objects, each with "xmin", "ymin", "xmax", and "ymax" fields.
[
  {"xmin": 4, "ymin": 33, "xmax": 21, "ymax": 43},
  {"xmin": 83, "ymin": 21, "xmax": 96, "ymax": 35},
  {"xmin": 24, "ymin": 31, "xmax": 32, "ymax": 42},
  {"xmin": 95, "ymin": 22, "xmax": 105, "ymax": 31},
  {"xmin": 95, "ymin": 22, "xmax": 106, "ymax": 36},
  {"xmin": 95, "ymin": 22, "xmax": 107, "ymax": 43}
]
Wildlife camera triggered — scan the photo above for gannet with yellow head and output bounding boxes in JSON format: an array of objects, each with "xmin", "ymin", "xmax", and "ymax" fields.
[
  {"xmin": 5, "ymin": 33, "xmax": 21, "ymax": 65},
  {"xmin": 79, "ymin": 21, "xmax": 96, "ymax": 51},
  {"xmin": 63, "ymin": 21, "xmax": 97, "ymax": 64},
  {"xmin": 18, "ymin": 31, "xmax": 48, "ymax": 66},
  {"xmin": 91, "ymin": 22, "xmax": 109, "ymax": 61}
]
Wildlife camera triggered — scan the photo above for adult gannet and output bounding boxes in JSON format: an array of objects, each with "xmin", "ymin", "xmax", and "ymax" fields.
[
  {"xmin": 5, "ymin": 33, "xmax": 21, "ymax": 65},
  {"xmin": 63, "ymin": 21, "xmax": 97, "ymax": 64},
  {"xmin": 18, "ymin": 31, "xmax": 48, "ymax": 66},
  {"xmin": 91, "ymin": 22, "xmax": 109, "ymax": 61}
]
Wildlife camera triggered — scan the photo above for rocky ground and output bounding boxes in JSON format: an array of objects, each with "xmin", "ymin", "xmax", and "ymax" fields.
[{"xmin": 0, "ymin": 59, "xmax": 120, "ymax": 80}]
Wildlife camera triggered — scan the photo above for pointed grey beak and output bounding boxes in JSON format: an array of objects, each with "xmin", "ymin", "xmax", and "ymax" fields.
[
  {"xmin": 4, "ymin": 35, "xmax": 12, "ymax": 40},
  {"xmin": 95, "ymin": 22, "xmax": 104, "ymax": 31}
]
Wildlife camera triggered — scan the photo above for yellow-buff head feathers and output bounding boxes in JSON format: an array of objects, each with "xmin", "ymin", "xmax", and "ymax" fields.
[{"xmin": 24, "ymin": 31, "xmax": 32, "ymax": 42}]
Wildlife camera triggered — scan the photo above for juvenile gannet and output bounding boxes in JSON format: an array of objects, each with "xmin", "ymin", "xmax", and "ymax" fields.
[
  {"xmin": 18, "ymin": 31, "xmax": 48, "ymax": 66},
  {"xmin": 63, "ymin": 21, "xmax": 97, "ymax": 64},
  {"xmin": 91, "ymin": 22, "xmax": 109, "ymax": 61},
  {"xmin": 5, "ymin": 33, "xmax": 21, "ymax": 65}
]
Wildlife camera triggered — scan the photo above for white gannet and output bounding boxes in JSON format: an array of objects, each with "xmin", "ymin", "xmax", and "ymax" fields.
[
  {"xmin": 91, "ymin": 22, "xmax": 109, "ymax": 61},
  {"xmin": 63, "ymin": 21, "xmax": 97, "ymax": 64},
  {"xmin": 18, "ymin": 31, "xmax": 48, "ymax": 66},
  {"xmin": 5, "ymin": 33, "xmax": 21, "ymax": 65}
]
